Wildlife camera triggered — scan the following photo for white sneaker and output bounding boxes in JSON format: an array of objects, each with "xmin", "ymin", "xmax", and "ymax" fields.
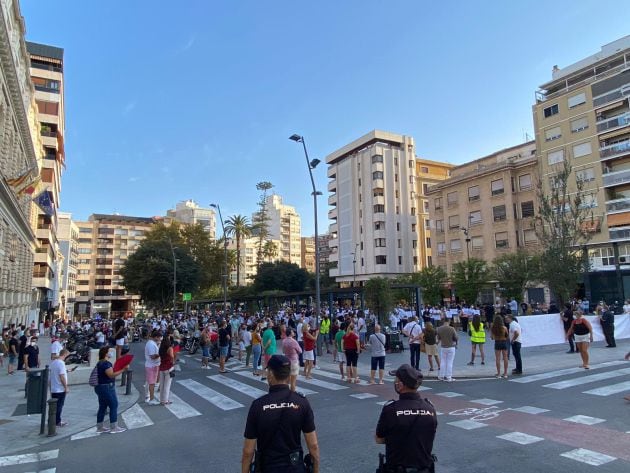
[
  {"xmin": 109, "ymin": 426, "xmax": 127, "ymax": 434},
  {"xmin": 147, "ymin": 399, "xmax": 160, "ymax": 406}
]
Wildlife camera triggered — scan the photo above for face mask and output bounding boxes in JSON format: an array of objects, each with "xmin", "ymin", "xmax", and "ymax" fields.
[{"xmin": 394, "ymin": 381, "xmax": 402, "ymax": 395}]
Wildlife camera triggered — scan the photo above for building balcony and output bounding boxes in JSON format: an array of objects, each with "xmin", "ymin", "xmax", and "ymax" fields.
[
  {"xmin": 372, "ymin": 179, "xmax": 384, "ymax": 189},
  {"xmin": 600, "ymin": 139, "xmax": 630, "ymax": 161},
  {"xmin": 372, "ymin": 162, "xmax": 384, "ymax": 173},
  {"xmin": 329, "ymin": 223, "xmax": 338, "ymax": 234},
  {"xmin": 36, "ymin": 225, "xmax": 54, "ymax": 243},
  {"xmin": 373, "ymin": 195, "xmax": 385, "ymax": 205},
  {"xmin": 329, "ymin": 237, "xmax": 339, "ymax": 248},
  {"xmin": 328, "ymin": 194, "xmax": 336, "ymax": 206},
  {"xmin": 34, "ymin": 249, "xmax": 54, "ymax": 268},
  {"xmin": 609, "ymin": 225, "xmax": 630, "ymax": 242},
  {"xmin": 327, "ymin": 167, "xmax": 336, "ymax": 179},
  {"xmin": 593, "ymin": 84, "xmax": 630, "ymax": 109},
  {"xmin": 597, "ymin": 113, "xmax": 630, "ymax": 134},
  {"xmin": 606, "ymin": 197, "xmax": 630, "ymax": 213},
  {"xmin": 328, "ymin": 208, "xmax": 337, "ymax": 220},
  {"xmin": 602, "ymin": 168, "xmax": 630, "ymax": 188},
  {"xmin": 327, "ymin": 180, "xmax": 336, "ymax": 192}
]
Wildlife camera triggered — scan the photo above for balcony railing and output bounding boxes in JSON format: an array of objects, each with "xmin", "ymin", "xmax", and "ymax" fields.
[
  {"xmin": 600, "ymin": 140, "xmax": 630, "ymax": 160},
  {"xmin": 597, "ymin": 113, "xmax": 630, "ymax": 133},
  {"xmin": 593, "ymin": 83, "xmax": 630, "ymax": 108},
  {"xmin": 606, "ymin": 197, "xmax": 630, "ymax": 213},
  {"xmin": 40, "ymin": 130, "xmax": 57, "ymax": 138},
  {"xmin": 602, "ymin": 168, "xmax": 630, "ymax": 187},
  {"xmin": 609, "ymin": 226, "xmax": 630, "ymax": 241},
  {"xmin": 34, "ymin": 84, "xmax": 60, "ymax": 94}
]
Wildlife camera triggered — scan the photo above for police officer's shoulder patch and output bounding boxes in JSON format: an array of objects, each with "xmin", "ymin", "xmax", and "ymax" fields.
[{"xmin": 295, "ymin": 391, "xmax": 306, "ymax": 398}]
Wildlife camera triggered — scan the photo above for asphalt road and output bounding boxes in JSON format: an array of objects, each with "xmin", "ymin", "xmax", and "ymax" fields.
[{"xmin": 2, "ymin": 343, "xmax": 629, "ymax": 473}]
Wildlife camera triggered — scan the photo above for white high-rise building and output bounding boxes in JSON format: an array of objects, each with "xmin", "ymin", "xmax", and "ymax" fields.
[
  {"xmin": 166, "ymin": 199, "xmax": 216, "ymax": 239},
  {"xmin": 57, "ymin": 212, "xmax": 78, "ymax": 319},
  {"xmin": 264, "ymin": 194, "xmax": 302, "ymax": 265}
]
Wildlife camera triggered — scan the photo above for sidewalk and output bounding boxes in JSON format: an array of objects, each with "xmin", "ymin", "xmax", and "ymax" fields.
[
  {"xmin": 0, "ymin": 336, "xmax": 138, "ymax": 457},
  {"xmin": 312, "ymin": 332, "xmax": 630, "ymax": 380}
]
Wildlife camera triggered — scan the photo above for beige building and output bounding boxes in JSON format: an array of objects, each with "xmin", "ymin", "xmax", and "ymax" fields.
[
  {"xmin": 74, "ymin": 214, "xmax": 155, "ymax": 318},
  {"xmin": 0, "ymin": 0, "xmax": 39, "ymax": 328},
  {"xmin": 325, "ymin": 130, "xmax": 452, "ymax": 285},
  {"xmin": 301, "ymin": 236, "xmax": 315, "ymax": 273},
  {"xmin": 57, "ymin": 212, "xmax": 78, "ymax": 319},
  {"xmin": 166, "ymin": 199, "xmax": 216, "ymax": 239},
  {"xmin": 427, "ymin": 142, "xmax": 540, "ymax": 292},
  {"xmin": 263, "ymin": 194, "xmax": 301, "ymax": 265},
  {"xmin": 26, "ymin": 40, "xmax": 66, "ymax": 321},
  {"xmin": 227, "ymin": 235, "xmax": 281, "ymax": 286},
  {"xmin": 533, "ymin": 35, "xmax": 630, "ymax": 302}
]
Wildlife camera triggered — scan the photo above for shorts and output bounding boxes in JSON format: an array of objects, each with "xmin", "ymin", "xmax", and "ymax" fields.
[
  {"xmin": 575, "ymin": 334, "xmax": 590, "ymax": 343},
  {"xmin": 219, "ymin": 346, "xmax": 229, "ymax": 358},
  {"xmin": 494, "ymin": 340, "xmax": 508, "ymax": 351},
  {"xmin": 371, "ymin": 356, "xmax": 385, "ymax": 371},
  {"xmin": 345, "ymin": 349, "xmax": 358, "ymax": 367},
  {"xmin": 145, "ymin": 365, "xmax": 159, "ymax": 385},
  {"xmin": 290, "ymin": 362, "xmax": 299, "ymax": 376},
  {"xmin": 335, "ymin": 352, "xmax": 346, "ymax": 364},
  {"xmin": 202, "ymin": 346, "xmax": 210, "ymax": 357},
  {"xmin": 303, "ymin": 350, "xmax": 314, "ymax": 361},
  {"xmin": 116, "ymin": 338, "xmax": 125, "ymax": 346},
  {"xmin": 9, "ymin": 355, "xmax": 17, "ymax": 365},
  {"xmin": 471, "ymin": 341, "xmax": 485, "ymax": 345},
  {"xmin": 424, "ymin": 344, "xmax": 438, "ymax": 356}
]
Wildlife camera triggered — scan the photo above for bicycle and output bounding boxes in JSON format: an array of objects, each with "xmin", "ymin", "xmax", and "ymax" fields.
[{"xmin": 449, "ymin": 406, "xmax": 511, "ymax": 421}]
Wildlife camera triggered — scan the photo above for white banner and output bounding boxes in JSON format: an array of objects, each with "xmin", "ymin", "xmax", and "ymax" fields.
[{"xmin": 519, "ymin": 313, "xmax": 630, "ymax": 347}]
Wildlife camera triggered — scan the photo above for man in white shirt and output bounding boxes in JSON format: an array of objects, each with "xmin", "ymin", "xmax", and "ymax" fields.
[
  {"xmin": 50, "ymin": 349, "xmax": 69, "ymax": 427},
  {"xmin": 50, "ymin": 337, "xmax": 63, "ymax": 360},
  {"xmin": 506, "ymin": 315, "xmax": 522, "ymax": 375},
  {"xmin": 144, "ymin": 330, "xmax": 162, "ymax": 405},
  {"xmin": 403, "ymin": 317, "xmax": 424, "ymax": 371}
]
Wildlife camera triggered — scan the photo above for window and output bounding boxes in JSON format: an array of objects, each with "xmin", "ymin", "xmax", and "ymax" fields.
[
  {"xmin": 471, "ymin": 236, "xmax": 483, "ymax": 249},
  {"xmin": 543, "ymin": 104, "xmax": 559, "ymax": 118},
  {"xmin": 413, "ymin": 223, "xmax": 418, "ymax": 232},
  {"xmin": 422, "ymin": 183, "xmax": 429, "ymax": 194},
  {"xmin": 549, "ymin": 175, "xmax": 562, "ymax": 189},
  {"xmin": 375, "ymin": 255, "xmax": 387, "ymax": 265},
  {"xmin": 78, "ymin": 248, "xmax": 91, "ymax": 254},
  {"xmin": 469, "ymin": 210, "xmax": 482, "ymax": 225},
  {"xmin": 421, "ymin": 166, "xmax": 429, "ymax": 173},
  {"xmin": 36, "ymin": 100, "xmax": 59, "ymax": 115},
  {"xmin": 79, "ymin": 227, "xmax": 91, "ymax": 234},
  {"xmin": 395, "ymin": 174, "xmax": 398, "ymax": 182},
  {"xmin": 547, "ymin": 149, "xmax": 564, "ymax": 165},
  {"xmin": 523, "ymin": 229, "xmax": 537, "ymax": 245},
  {"xmin": 396, "ymin": 206, "xmax": 400, "ymax": 214},
  {"xmin": 491, "ymin": 179, "xmax": 504, "ymax": 196},
  {"xmin": 448, "ymin": 215, "xmax": 460, "ymax": 229},
  {"xmin": 589, "ymin": 247, "xmax": 614, "ymax": 266},
  {"xmin": 447, "ymin": 191, "xmax": 458, "ymax": 206},
  {"xmin": 434, "ymin": 198, "xmax": 442, "ymax": 210},
  {"xmin": 468, "ymin": 185, "xmax": 480, "ymax": 201},
  {"xmin": 518, "ymin": 174, "xmax": 532, "ymax": 190},
  {"xmin": 374, "ymin": 221, "xmax": 385, "ymax": 230},
  {"xmin": 398, "ymin": 239, "xmax": 402, "ymax": 248},
  {"xmin": 436, "ymin": 220, "xmax": 444, "ymax": 233},
  {"xmin": 426, "ymin": 237, "xmax": 431, "ymax": 248},
  {"xmin": 571, "ymin": 117, "xmax": 589, "ymax": 133},
  {"xmin": 568, "ymin": 92, "xmax": 586, "ymax": 108},
  {"xmin": 495, "ymin": 232, "xmax": 509, "ymax": 248},
  {"xmin": 576, "ymin": 167, "xmax": 595, "ymax": 182},
  {"xmin": 412, "ymin": 240, "xmax": 418, "ymax": 249},
  {"xmin": 409, "ymin": 175, "xmax": 415, "ymax": 184},
  {"xmin": 579, "ymin": 193, "xmax": 598, "ymax": 209},
  {"xmin": 573, "ymin": 142, "xmax": 592, "ymax": 158},
  {"xmin": 375, "ymin": 238, "xmax": 386, "ymax": 247},
  {"xmin": 411, "ymin": 207, "xmax": 416, "ymax": 216},
  {"xmin": 396, "ymin": 222, "xmax": 400, "ymax": 231},
  {"xmin": 450, "ymin": 239, "xmax": 462, "ymax": 252},
  {"xmin": 371, "ymin": 154, "xmax": 383, "ymax": 163},
  {"xmin": 409, "ymin": 160, "xmax": 414, "ymax": 168},
  {"xmin": 372, "ymin": 171, "xmax": 383, "ymax": 180},
  {"xmin": 373, "ymin": 204, "xmax": 385, "ymax": 213},
  {"xmin": 437, "ymin": 243, "xmax": 446, "ymax": 255},
  {"xmin": 493, "ymin": 205, "xmax": 506, "ymax": 221},
  {"xmin": 398, "ymin": 256, "xmax": 403, "ymax": 265},
  {"xmin": 395, "ymin": 190, "xmax": 399, "ymax": 199},
  {"xmin": 521, "ymin": 201, "xmax": 535, "ymax": 218},
  {"xmin": 423, "ymin": 201, "xmax": 429, "ymax": 212},
  {"xmin": 545, "ymin": 126, "xmax": 562, "ymax": 141},
  {"xmin": 374, "ymin": 188, "xmax": 384, "ymax": 197}
]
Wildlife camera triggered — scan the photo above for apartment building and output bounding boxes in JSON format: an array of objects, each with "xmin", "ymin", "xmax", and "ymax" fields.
[
  {"xmin": 57, "ymin": 212, "xmax": 78, "ymax": 319},
  {"xmin": 263, "ymin": 194, "xmax": 302, "ymax": 265},
  {"xmin": 301, "ymin": 236, "xmax": 315, "ymax": 273},
  {"xmin": 227, "ymin": 235, "xmax": 282, "ymax": 286},
  {"xmin": 427, "ymin": 141, "xmax": 541, "ymax": 301},
  {"xmin": 74, "ymin": 214, "xmax": 155, "ymax": 318},
  {"xmin": 533, "ymin": 35, "xmax": 630, "ymax": 302},
  {"xmin": 26, "ymin": 40, "xmax": 65, "ymax": 321},
  {"xmin": 0, "ymin": 0, "xmax": 40, "ymax": 328},
  {"xmin": 325, "ymin": 130, "xmax": 452, "ymax": 285},
  {"xmin": 166, "ymin": 199, "xmax": 216, "ymax": 239}
]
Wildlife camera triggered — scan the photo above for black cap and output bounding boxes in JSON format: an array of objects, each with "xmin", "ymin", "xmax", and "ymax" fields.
[
  {"xmin": 389, "ymin": 364, "xmax": 423, "ymax": 389},
  {"xmin": 267, "ymin": 354, "xmax": 291, "ymax": 371}
]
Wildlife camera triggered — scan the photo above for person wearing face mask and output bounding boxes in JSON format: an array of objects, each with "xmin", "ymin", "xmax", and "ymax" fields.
[
  {"xmin": 375, "ymin": 364, "xmax": 438, "ymax": 473},
  {"xmin": 94, "ymin": 346, "xmax": 128, "ymax": 433},
  {"xmin": 23, "ymin": 336, "xmax": 40, "ymax": 373}
]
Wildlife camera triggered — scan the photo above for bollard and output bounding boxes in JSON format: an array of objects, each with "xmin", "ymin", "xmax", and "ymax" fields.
[
  {"xmin": 46, "ymin": 398, "xmax": 58, "ymax": 437},
  {"xmin": 120, "ymin": 370, "xmax": 127, "ymax": 387},
  {"xmin": 39, "ymin": 366, "xmax": 49, "ymax": 435},
  {"xmin": 125, "ymin": 369, "xmax": 133, "ymax": 395}
]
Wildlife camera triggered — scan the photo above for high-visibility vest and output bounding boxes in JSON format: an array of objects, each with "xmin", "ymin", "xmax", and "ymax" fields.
[
  {"xmin": 319, "ymin": 318, "xmax": 330, "ymax": 334},
  {"xmin": 470, "ymin": 323, "xmax": 486, "ymax": 343}
]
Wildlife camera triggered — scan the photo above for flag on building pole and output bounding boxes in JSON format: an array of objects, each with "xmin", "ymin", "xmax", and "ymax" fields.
[
  {"xmin": 33, "ymin": 190, "xmax": 54, "ymax": 217},
  {"xmin": 5, "ymin": 167, "xmax": 40, "ymax": 196}
]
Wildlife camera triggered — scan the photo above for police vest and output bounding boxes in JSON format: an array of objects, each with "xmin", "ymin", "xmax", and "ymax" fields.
[
  {"xmin": 319, "ymin": 318, "xmax": 330, "ymax": 334},
  {"xmin": 470, "ymin": 323, "xmax": 485, "ymax": 343}
]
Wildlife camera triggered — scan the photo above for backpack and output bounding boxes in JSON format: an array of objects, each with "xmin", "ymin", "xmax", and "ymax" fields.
[{"xmin": 89, "ymin": 363, "xmax": 100, "ymax": 387}]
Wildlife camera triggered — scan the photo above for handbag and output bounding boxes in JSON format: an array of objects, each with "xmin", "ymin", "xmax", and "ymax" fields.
[{"xmin": 89, "ymin": 364, "xmax": 99, "ymax": 387}]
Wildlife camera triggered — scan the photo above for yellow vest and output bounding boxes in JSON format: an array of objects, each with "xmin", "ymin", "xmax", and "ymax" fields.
[
  {"xmin": 319, "ymin": 318, "xmax": 330, "ymax": 334},
  {"xmin": 470, "ymin": 323, "xmax": 485, "ymax": 343}
]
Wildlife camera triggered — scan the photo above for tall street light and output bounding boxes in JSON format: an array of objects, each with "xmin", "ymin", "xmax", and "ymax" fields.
[
  {"xmin": 352, "ymin": 243, "xmax": 360, "ymax": 287},
  {"xmin": 168, "ymin": 239, "xmax": 178, "ymax": 317},
  {"xmin": 210, "ymin": 203, "xmax": 229, "ymax": 313},
  {"xmin": 461, "ymin": 227, "xmax": 471, "ymax": 261},
  {"xmin": 289, "ymin": 134, "xmax": 322, "ymax": 327}
]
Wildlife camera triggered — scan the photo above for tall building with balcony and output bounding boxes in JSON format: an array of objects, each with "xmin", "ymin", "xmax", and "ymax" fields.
[
  {"xmin": 26, "ymin": 41, "xmax": 65, "ymax": 321},
  {"xmin": 57, "ymin": 212, "xmax": 78, "ymax": 319},
  {"xmin": 325, "ymin": 130, "xmax": 453, "ymax": 285},
  {"xmin": 263, "ymin": 194, "xmax": 302, "ymax": 265},
  {"xmin": 426, "ymin": 141, "xmax": 543, "ymax": 303},
  {"xmin": 533, "ymin": 35, "xmax": 630, "ymax": 302},
  {"xmin": 166, "ymin": 199, "xmax": 216, "ymax": 239},
  {"xmin": 0, "ymin": 0, "xmax": 40, "ymax": 328},
  {"xmin": 301, "ymin": 236, "xmax": 315, "ymax": 273},
  {"xmin": 74, "ymin": 214, "xmax": 155, "ymax": 318}
]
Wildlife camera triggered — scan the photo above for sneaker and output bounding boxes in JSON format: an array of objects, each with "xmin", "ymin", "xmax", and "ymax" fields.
[
  {"xmin": 481, "ymin": 361, "xmax": 485, "ymax": 365},
  {"xmin": 109, "ymin": 426, "xmax": 127, "ymax": 434},
  {"xmin": 57, "ymin": 421, "xmax": 68, "ymax": 427},
  {"xmin": 446, "ymin": 378, "xmax": 453, "ymax": 382},
  {"xmin": 502, "ymin": 374, "xmax": 509, "ymax": 379},
  {"xmin": 495, "ymin": 374, "xmax": 501, "ymax": 379},
  {"xmin": 147, "ymin": 399, "xmax": 160, "ymax": 406},
  {"xmin": 467, "ymin": 362, "xmax": 474, "ymax": 366},
  {"xmin": 96, "ymin": 426, "xmax": 110, "ymax": 433}
]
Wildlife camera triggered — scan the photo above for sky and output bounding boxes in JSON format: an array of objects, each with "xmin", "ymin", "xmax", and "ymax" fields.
[{"xmin": 19, "ymin": 0, "xmax": 630, "ymax": 236}]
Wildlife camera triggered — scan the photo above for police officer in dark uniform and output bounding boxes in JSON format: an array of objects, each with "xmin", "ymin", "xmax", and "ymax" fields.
[
  {"xmin": 241, "ymin": 354, "xmax": 320, "ymax": 473},
  {"xmin": 375, "ymin": 364, "xmax": 437, "ymax": 473},
  {"xmin": 600, "ymin": 304, "xmax": 616, "ymax": 347}
]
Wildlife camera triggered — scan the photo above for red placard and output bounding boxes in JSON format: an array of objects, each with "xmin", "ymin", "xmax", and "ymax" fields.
[{"xmin": 114, "ymin": 354, "xmax": 134, "ymax": 371}]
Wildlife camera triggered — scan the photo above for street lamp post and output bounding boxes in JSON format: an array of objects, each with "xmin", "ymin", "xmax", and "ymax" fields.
[
  {"xmin": 352, "ymin": 243, "xmax": 359, "ymax": 287},
  {"xmin": 289, "ymin": 134, "xmax": 322, "ymax": 328},
  {"xmin": 461, "ymin": 227, "xmax": 471, "ymax": 261},
  {"xmin": 168, "ymin": 240, "xmax": 178, "ymax": 317},
  {"xmin": 210, "ymin": 203, "xmax": 229, "ymax": 314}
]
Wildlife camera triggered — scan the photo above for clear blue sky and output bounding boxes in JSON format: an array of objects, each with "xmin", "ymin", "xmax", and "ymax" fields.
[{"xmin": 20, "ymin": 0, "xmax": 630, "ymax": 236}]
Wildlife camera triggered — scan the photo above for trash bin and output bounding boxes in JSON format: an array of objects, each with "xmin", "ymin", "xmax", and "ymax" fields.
[{"xmin": 26, "ymin": 368, "xmax": 46, "ymax": 414}]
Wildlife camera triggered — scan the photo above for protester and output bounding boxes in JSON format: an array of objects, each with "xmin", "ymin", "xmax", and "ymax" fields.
[
  {"xmin": 144, "ymin": 330, "xmax": 162, "ymax": 405},
  {"xmin": 403, "ymin": 316, "xmax": 423, "ymax": 371},
  {"xmin": 436, "ymin": 319, "xmax": 458, "ymax": 382},
  {"xmin": 251, "ymin": 325, "xmax": 262, "ymax": 376},
  {"xmin": 368, "ymin": 324, "xmax": 386, "ymax": 385},
  {"xmin": 94, "ymin": 346, "xmax": 127, "ymax": 433},
  {"xmin": 566, "ymin": 311, "xmax": 593, "ymax": 369},
  {"xmin": 218, "ymin": 319, "xmax": 231, "ymax": 374},
  {"xmin": 506, "ymin": 314, "xmax": 523, "ymax": 375},
  {"xmin": 343, "ymin": 323, "xmax": 361, "ymax": 384},
  {"xmin": 335, "ymin": 322, "xmax": 347, "ymax": 380},
  {"xmin": 302, "ymin": 323, "xmax": 318, "ymax": 379},
  {"xmin": 421, "ymin": 322, "xmax": 440, "ymax": 372},
  {"xmin": 282, "ymin": 328, "xmax": 302, "ymax": 392},
  {"xmin": 561, "ymin": 304, "xmax": 576, "ymax": 353},
  {"xmin": 158, "ymin": 336, "xmax": 174, "ymax": 405},
  {"xmin": 261, "ymin": 320, "xmax": 276, "ymax": 381},
  {"xmin": 49, "ymin": 348, "xmax": 69, "ymax": 427},
  {"xmin": 491, "ymin": 315, "xmax": 509, "ymax": 378},
  {"xmin": 467, "ymin": 315, "xmax": 486, "ymax": 366}
]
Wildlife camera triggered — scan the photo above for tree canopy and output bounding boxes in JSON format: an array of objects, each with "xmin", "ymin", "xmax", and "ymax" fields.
[
  {"xmin": 253, "ymin": 261, "xmax": 309, "ymax": 293},
  {"xmin": 364, "ymin": 277, "xmax": 394, "ymax": 324},
  {"xmin": 492, "ymin": 249, "xmax": 539, "ymax": 302},
  {"xmin": 451, "ymin": 258, "xmax": 488, "ymax": 305}
]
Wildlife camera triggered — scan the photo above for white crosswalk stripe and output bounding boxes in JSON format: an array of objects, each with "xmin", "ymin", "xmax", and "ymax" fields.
[
  {"xmin": 25, "ymin": 469, "xmax": 55, "ymax": 473},
  {"xmin": 177, "ymin": 378, "xmax": 244, "ymax": 410},
  {"xmin": 509, "ymin": 361, "xmax": 625, "ymax": 384},
  {"xmin": 583, "ymin": 380, "xmax": 630, "ymax": 396},
  {"xmin": 122, "ymin": 403, "xmax": 154, "ymax": 429},
  {"xmin": 208, "ymin": 375, "xmax": 268, "ymax": 398},
  {"xmin": 232, "ymin": 370, "xmax": 318, "ymax": 395},
  {"xmin": 297, "ymin": 376, "xmax": 349, "ymax": 391},
  {"xmin": 165, "ymin": 392, "xmax": 202, "ymax": 419},
  {"xmin": 0, "ymin": 450, "xmax": 59, "ymax": 467},
  {"xmin": 543, "ymin": 367, "xmax": 630, "ymax": 390}
]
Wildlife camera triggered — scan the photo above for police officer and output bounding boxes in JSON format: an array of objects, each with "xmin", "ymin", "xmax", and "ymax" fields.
[
  {"xmin": 600, "ymin": 304, "xmax": 616, "ymax": 348},
  {"xmin": 241, "ymin": 354, "xmax": 320, "ymax": 473},
  {"xmin": 375, "ymin": 364, "xmax": 437, "ymax": 473}
]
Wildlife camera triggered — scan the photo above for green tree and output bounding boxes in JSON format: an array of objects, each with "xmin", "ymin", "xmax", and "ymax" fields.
[
  {"xmin": 262, "ymin": 240, "xmax": 278, "ymax": 262},
  {"xmin": 451, "ymin": 258, "xmax": 488, "ymax": 305},
  {"xmin": 492, "ymin": 249, "xmax": 540, "ymax": 302},
  {"xmin": 415, "ymin": 266, "xmax": 448, "ymax": 306},
  {"xmin": 253, "ymin": 261, "xmax": 309, "ymax": 293},
  {"xmin": 252, "ymin": 181, "xmax": 274, "ymax": 268},
  {"xmin": 364, "ymin": 277, "xmax": 394, "ymax": 324},
  {"xmin": 224, "ymin": 214, "xmax": 252, "ymax": 288},
  {"xmin": 534, "ymin": 159, "xmax": 594, "ymax": 306}
]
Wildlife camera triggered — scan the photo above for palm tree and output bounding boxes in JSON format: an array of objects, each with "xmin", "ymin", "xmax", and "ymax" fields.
[
  {"xmin": 262, "ymin": 240, "xmax": 278, "ymax": 263},
  {"xmin": 225, "ymin": 215, "xmax": 251, "ymax": 288}
]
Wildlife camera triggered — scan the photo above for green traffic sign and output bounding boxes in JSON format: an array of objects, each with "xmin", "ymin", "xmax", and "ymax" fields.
[{"xmin": 182, "ymin": 293, "xmax": 192, "ymax": 301}]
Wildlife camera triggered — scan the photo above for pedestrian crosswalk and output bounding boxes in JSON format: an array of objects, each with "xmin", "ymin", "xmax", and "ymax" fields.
[{"xmin": 510, "ymin": 361, "xmax": 630, "ymax": 397}]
